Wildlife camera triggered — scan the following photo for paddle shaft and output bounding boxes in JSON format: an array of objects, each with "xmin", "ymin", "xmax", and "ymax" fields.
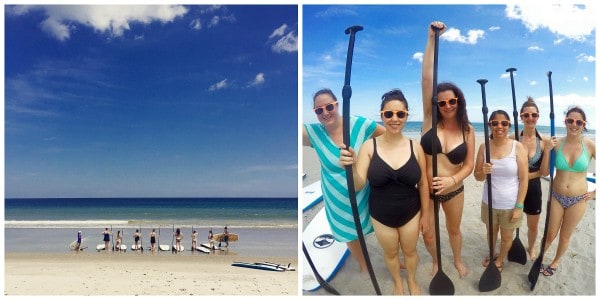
[
  {"xmin": 302, "ymin": 242, "xmax": 340, "ymax": 295},
  {"xmin": 478, "ymin": 79, "xmax": 495, "ymax": 260},
  {"xmin": 530, "ymin": 71, "xmax": 555, "ymax": 290},
  {"xmin": 341, "ymin": 25, "xmax": 381, "ymax": 295}
]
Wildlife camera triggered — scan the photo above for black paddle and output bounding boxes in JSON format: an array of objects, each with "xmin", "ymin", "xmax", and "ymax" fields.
[
  {"xmin": 428, "ymin": 24, "xmax": 455, "ymax": 296},
  {"xmin": 529, "ymin": 71, "xmax": 555, "ymax": 290},
  {"xmin": 139, "ymin": 224, "xmax": 144, "ymax": 253},
  {"xmin": 302, "ymin": 242, "xmax": 340, "ymax": 295},
  {"xmin": 110, "ymin": 225, "xmax": 114, "ymax": 252},
  {"xmin": 477, "ymin": 79, "xmax": 502, "ymax": 292},
  {"xmin": 506, "ymin": 67, "xmax": 527, "ymax": 265},
  {"xmin": 341, "ymin": 25, "xmax": 381, "ymax": 295},
  {"xmin": 171, "ymin": 224, "xmax": 176, "ymax": 253}
]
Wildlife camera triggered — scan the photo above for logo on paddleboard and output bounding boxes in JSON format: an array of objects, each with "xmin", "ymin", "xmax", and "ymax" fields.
[{"xmin": 313, "ymin": 234, "xmax": 334, "ymax": 249}]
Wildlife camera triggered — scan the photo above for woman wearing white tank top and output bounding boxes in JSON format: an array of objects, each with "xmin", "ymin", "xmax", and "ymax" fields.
[{"xmin": 474, "ymin": 110, "xmax": 528, "ymax": 272}]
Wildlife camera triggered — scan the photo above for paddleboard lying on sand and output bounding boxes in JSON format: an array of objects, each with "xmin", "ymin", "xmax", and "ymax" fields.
[
  {"xmin": 303, "ymin": 180, "xmax": 323, "ymax": 212},
  {"xmin": 257, "ymin": 262, "xmax": 295, "ymax": 271},
  {"xmin": 96, "ymin": 244, "xmax": 108, "ymax": 251},
  {"xmin": 200, "ymin": 243, "xmax": 222, "ymax": 251},
  {"xmin": 302, "ymin": 207, "xmax": 349, "ymax": 291},
  {"xmin": 213, "ymin": 233, "xmax": 239, "ymax": 242},
  {"xmin": 543, "ymin": 172, "xmax": 596, "ymax": 191},
  {"xmin": 194, "ymin": 246, "xmax": 210, "ymax": 254},
  {"xmin": 69, "ymin": 238, "xmax": 87, "ymax": 251},
  {"xmin": 131, "ymin": 244, "xmax": 143, "ymax": 251},
  {"xmin": 232, "ymin": 262, "xmax": 285, "ymax": 272},
  {"xmin": 172, "ymin": 245, "xmax": 185, "ymax": 252},
  {"xmin": 159, "ymin": 244, "xmax": 171, "ymax": 251},
  {"xmin": 116, "ymin": 245, "xmax": 127, "ymax": 251}
]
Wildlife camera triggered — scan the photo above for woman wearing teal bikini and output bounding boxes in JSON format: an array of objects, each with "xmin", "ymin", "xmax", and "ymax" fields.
[{"xmin": 541, "ymin": 106, "xmax": 595, "ymax": 276}]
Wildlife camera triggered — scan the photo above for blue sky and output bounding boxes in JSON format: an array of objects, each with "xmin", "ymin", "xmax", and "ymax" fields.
[
  {"xmin": 303, "ymin": 4, "xmax": 596, "ymax": 130},
  {"xmin": 4, "ymin": 5, "xmax": 298, "ymax": 198}
]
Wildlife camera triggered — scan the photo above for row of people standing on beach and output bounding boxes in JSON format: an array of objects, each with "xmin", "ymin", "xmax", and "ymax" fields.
[
  {"xmin": 95, "ymin": 226, "xmax": 229, "ymax": 252},
  {"xmin": 304, "ymin": 21, "xmax": 595, "ymax": 295}
]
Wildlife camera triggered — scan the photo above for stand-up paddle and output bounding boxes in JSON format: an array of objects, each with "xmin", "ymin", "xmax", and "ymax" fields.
[
  {"xmin": 341, "ymin": 25, "xmax": 380, "ymax": 295},
  {"xmin": 302, "ymin": 242, "xmax": 340, "ymax": 295},
  {"xmin": 110, "ymin": 225, "xmax": 114, "ymax": 252},
  {"xmin": 506, "ymin": 67, "xmax": 527, "ymax": 265},
  {"xmin": 139, "ymin": 224, "xmax": 144, "ymax": 253},
  {"xmin": 477, "ymin": 79, "xmax": 502, "ymax": 292},
  {"xmin": 171, "ymin": 224, "xmax": 176, "ymax": 253},
  {"xmin": 428, "ymin": 24, "xmax": 454, "ymax": 296},
  {"xmin": 529, "ymin": 71, "xmax": 555, "ymax": 290}
]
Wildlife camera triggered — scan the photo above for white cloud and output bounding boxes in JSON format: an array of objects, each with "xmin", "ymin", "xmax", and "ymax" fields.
[
  {"xmin": 13, "ymin": 5, "xmax": 189, "ymax": 41},
  {"xmin": 315, "ymin": 6, "xmax": 358, "ymax": 18},
  {"xmin": 576, "ymin": 53, "xmax": 596, "ymax": 63},
  {"xmin": 269, "ymin": 24, "xmax": 288, "ymax": 39},
  {"xmin": 441, "ymin": 27, "xmax": 485, "ymax": 45},
  {"xmin": 505, "ymin": 4, "xmax": 595, "ymax": 42},
  {"xmin": 527, "ymin": 46, "xmax": 544, "ymax": 52},
  {"xmin": 583, "ymin": 76, "xmax": 589, "ymax": 82},
  {"xmin": 500, "ymin": 73, "xmax": 510, "ymax": 79},
  {"xmin": 489, "ymin": 26, "xmax": 500, "ymax": 31},
  {"xmin": 529, "ymin": 80, "xmax": 537, "ymax": 86},
  {"xmin": 412, "ymin": 52, "xmax": 424, "ymax": 63},
  {"xmin": 208, "ymin": 79, "xmax": 228, "ymax": 91},
  {"xmin": 189, "ymin": 18, "xmax": 202, "ymax": 30},
  {"xmin": 247, "ymin": 73, "xmax": 265, "ymax": 87},
  {"xmin": 270, "ymin": 25, "xmax": 298, "ymax": 53}
]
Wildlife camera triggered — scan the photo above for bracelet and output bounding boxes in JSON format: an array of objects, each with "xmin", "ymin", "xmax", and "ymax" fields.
[
  {"xmin": 450, "ymin": 176, "xmax": 457, "ymax": 185},
  {"xmin": 515, "ymin": 203, "xmax": 524, "ymax": 209}
]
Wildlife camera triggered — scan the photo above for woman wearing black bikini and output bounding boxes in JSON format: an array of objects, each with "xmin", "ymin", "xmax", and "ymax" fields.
[
  {"xmin": 420, "ymin": 21, "xmax": 475, "ymax": 278},
  {"xmin": 513, "ymin": 97, "xmax": 555, "ymax": 260}
]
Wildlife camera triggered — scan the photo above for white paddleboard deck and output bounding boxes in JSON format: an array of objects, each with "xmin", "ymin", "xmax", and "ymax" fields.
[
  {"xmin": 159, "ymin": 244, "xmax": 171, "ymax": 251},
  {"xmin": 172, "ymin": 245, "xmax": 185, "ymax": 252},
  {"xmin": 194, "ymin": 246, "xmax": 210, "ymax": 253},
  {"xmin": 69, "ymin": 238, "xmax": 87, "ymax": 250},
  {"xmin": 302, "ymin": 207, "xmax": 349, "ymax": 291},
  {"xmin": 303, "ymin": 180, "xmax": 323, "ymax": 212}
]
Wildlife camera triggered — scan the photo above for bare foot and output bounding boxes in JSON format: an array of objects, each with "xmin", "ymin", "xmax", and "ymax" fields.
[
  {"xmin": 407, "ymin": 279, "xmax": 421, "ymax": 295},
  {"xmin": 454, "ymin": 261, "xmax": 470, "ymax": 278},
  {"xmin": 393, "ymin": 281, "xmax": 404, "ymax": 295},
  {"xmin": 528, "ymin": 248, "xmax": 537, "ymax": 261},
  {"xmin": 430, "ymin": 262, "xmax": 438, "ymax": 276}
]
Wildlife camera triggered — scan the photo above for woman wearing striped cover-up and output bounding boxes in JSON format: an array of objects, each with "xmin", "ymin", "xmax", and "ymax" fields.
[{"xmin": 303, "ymin": 88, "xmax": 385, "ymax": 273}]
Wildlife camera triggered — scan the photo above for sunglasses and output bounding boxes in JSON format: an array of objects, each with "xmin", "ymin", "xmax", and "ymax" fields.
[
  {"xmin": 313, "ymin": 101, "xmax": 337, "ymax": 115},
  {"xmin": 565, "ymin": 118, "xmax": 586, "ymax": 126},
  {"xmin": 381, "ymin": 110, "xmax": 408, "ymax": 119},
  {"xmin": 520, "ymin": 112, "xmax": 539, "ymax": 119},
  {"xmin": 437, "ymin": 97, "xmax": 458, "ymax": 107},
  {"xmin": 489, "ymin": 120, "xmax": 510, "ymax": 127}
]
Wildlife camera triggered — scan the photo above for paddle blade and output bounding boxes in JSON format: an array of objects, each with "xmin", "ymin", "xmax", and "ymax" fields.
[
  {"xmin": 528, "ymin": 255, "xmax": 543, "ymax": 291},
  {"xmin": 507, "ymin": 230, "xmax": 527, "ymax": 265},
  {"xmin": 429, "ymin": 271, "xmax": 455, "ymax": 295},
  {"xmin": 478, "ymin": 264, "xmax": 501, "ymax": 292}
]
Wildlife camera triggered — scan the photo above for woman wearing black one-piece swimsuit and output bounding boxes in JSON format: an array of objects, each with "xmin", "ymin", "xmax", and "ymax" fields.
[{"xmin": 340, "ymin": 89, "xmax": 430, "ymax": 295}]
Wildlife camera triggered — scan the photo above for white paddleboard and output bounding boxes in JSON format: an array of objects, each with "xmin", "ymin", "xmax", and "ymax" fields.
[
  {"xmin": 194, "ymin": 246, "xmax": 210, "ymax": 253},
  {"xmin": 96, "ymin": 244, "xmax": 106, "ymax": 251},
  {"xmin": 172, "ymin": 245, "xmax": 185, "ymax": 252},
  {"xmin": 69, "ymin": 238, "xmax": 87, "ymax": 251},
  {"xmin": 302, "ymin": 207, "xmax": 349, "ymax": 291},
  {"xmin": 303, "ymin": 180, "xmax": 323, "ymax": 212},
  {"xmin": 117, "ymin": 245, "xmax": 127, "ymax": 251},
  {"xmin": 131, "ymin": 244, "xmax": 143, "ymax": 251},
  {"xmin": 200, "ymin": 243, "xmax": 222, "ymax": 251},
  {"xmin": 159, "ymin": 244, "xmax": 171, "ymax": 251}
]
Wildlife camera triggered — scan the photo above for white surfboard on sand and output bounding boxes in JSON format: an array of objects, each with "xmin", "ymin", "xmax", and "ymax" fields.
[
  {"xmin": 194, "ymin": 246, "xmax": 210, "ymax": 253},
  {"xmin": 159, "ymin": 244, "xmax": 171, "ymax": 251},
  {"xmin": 303, "ymin": 180, "xmax": 323, "ymax": 212},
  {"xmin": 96, "ymin": 244, "xmax": 107, "ymax": 251},
  {"xmin": 69, "ymin": 238, "xmax": 87, "ymax": 250},
  {"xmin": 302, "ymin": 207, "xmax": 349, "ymax": 291},
  {"xmin": 172, "ymin": 245, "xmax": 185, "ymax": 252},
  {"xmin": 200, "ymin": 243, "xmax": 222, "ymax": 251},
  {"xmin": 131, "ymin": 244, "xmax": 143, "ymax": 251}
]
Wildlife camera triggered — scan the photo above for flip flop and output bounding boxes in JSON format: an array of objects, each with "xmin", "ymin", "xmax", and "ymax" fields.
[{"xmin": 542, "ymin": 266, "xmax": 557, "ymax": 277}]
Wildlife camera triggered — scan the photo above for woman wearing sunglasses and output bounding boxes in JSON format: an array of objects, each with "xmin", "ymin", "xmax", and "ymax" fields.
[
  {"xmin": 474, "ymin": 110, "xmax": 529, "ymax": 272},
  {"xmin": 340, "ymin": 89, "xmax": 430, "ymax": 295},
  {"xmin": 420, "ymin": 21, "xmax": 475, "ymax": 278},
  {"xmin": 303, "ymin": 88, "xmax": 385, "ymax": 273},
  {"xmin": 512, "ymin": 97, "xmax": 556, "ymax": 261},
  {"xmin": 540, "ymin": 106, "xmax": 595, "ymax": 277}
]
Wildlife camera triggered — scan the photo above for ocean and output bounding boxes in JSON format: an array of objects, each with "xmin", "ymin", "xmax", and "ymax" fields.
[{"xmin": 4, "ymin": 197, "xmax": 298, "ymax": 257}]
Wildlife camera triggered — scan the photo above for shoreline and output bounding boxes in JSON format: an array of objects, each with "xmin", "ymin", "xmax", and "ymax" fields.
[
  {"xmin": 302, "ymin": 134, "xmax": 596, "ymax": 295},
  {"xmin": 4, "ymin": 252, "xmax": 297, "ymax": 296}
]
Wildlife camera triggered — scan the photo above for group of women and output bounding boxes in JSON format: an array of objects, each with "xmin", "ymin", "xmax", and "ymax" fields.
[{"xmin": 303, "ymin": 21, "xmax": 595, "ymax": 295}]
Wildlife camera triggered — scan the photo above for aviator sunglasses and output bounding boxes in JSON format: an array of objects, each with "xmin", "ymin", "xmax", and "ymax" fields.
[
  {"xmin": 437, "ymin": 97, "xmax": 458, "ymax": 107},
  {"xmin": 565, "ymin": 118, "xmax": 586, "ymax": 126},
  {"xmin": 381, "ymin": 110, "xmax": 408, "ymax": 119},
  {"xmin": 520, "ymin": 112, "xmax": 539, "ymax": 119},
  {"xmin": 489, "ymin": 120, "xmax": 510, "ymax": 127},
  {"xmin": 313, "ymin": 101, "xmax": 337, "ymax": 115}
]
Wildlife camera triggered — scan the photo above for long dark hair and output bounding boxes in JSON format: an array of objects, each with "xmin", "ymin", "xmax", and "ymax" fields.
[
  {"xmin": 437, "ymin": 82, "xmax": 471, "ymax": 133},
  {"xmin": 565, "ymin": 106, "xmax": 588, "ymax": 132},
  {"xmin": 488, "ymin": 110, "xmax": 511, "ymax": 139}
]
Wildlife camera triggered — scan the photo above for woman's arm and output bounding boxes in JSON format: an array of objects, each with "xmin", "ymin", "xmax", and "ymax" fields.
[
  {"xmin": 512, "ymin": 142, "xmax": 529, "ymax": 220},
  {"xmin": 339, "ymin": 140, "xmax": 373, "ymax": 192},
  {"xmin": 421, "ymin": 21, "xmax": 446, "ymax": 134},
  {"xmin": 414, "ymin": 142, "xmax": 431, "ymax": 233},
  {"xmin": 454, "ymin": 125, "xmax": 476, "ymax": 183},
  {"xmin": 473, "ymin": 143, "xmax": 487, "ymax": 181}
]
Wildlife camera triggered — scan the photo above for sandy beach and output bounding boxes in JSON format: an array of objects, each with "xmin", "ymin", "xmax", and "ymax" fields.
[
  {"xmin": 4, "ymin": 252, "xmax": 297, "ymax": 296},
  {"xmin": 302, "ymin": 134, "xmax": 596, "ymax": 296}
]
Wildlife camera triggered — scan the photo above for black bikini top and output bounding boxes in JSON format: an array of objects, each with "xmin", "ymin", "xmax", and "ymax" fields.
[{"xmin": 420, "ymin": 128, "xmax": 467, "ymax": 165}]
